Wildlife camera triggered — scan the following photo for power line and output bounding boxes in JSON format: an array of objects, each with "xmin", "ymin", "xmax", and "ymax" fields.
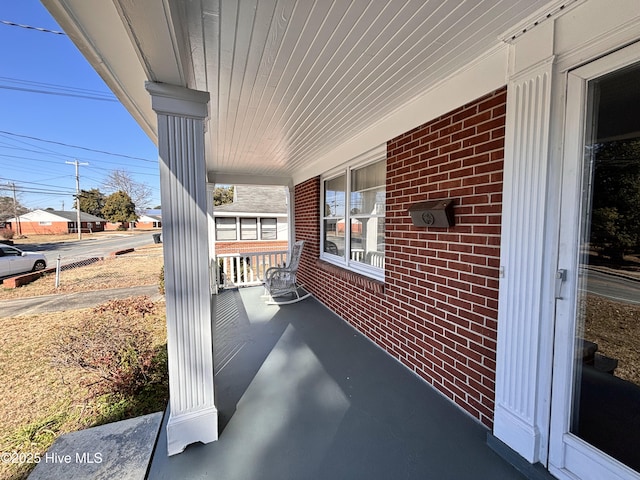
[
  {"xmin": 9, "ymin": 188, "xmax": 73, "ymax": 196},
  {"xmin": 0, "ymin": 131, "xmax": 157, "ymax": 163},
  {"xmin": 0, "ymin": 144, "xmax": 159, "ymax": 172},
  {"xmin": 0, "ymin": 85, "xmax": 118, "ymax": 102},
  {"xmin": 0, "ymin": 20, "xmax": 66, "ymax": 35},
  {"xmin": 0, "ymin": 154, "xmax": 159, "ymax": 181},
  {"xmin": 0, "ymin": 76, "xmax": 115, "ymax": 97},
  {"xmin": 0, "ymin": 76, "xmax": 117, "ymax": 102},
  {"xmin": 1, "ymin": 178, "xmax": 75, "ymax": 193}
]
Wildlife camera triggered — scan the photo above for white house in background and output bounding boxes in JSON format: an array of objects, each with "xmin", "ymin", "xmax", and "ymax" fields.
[
  {"xmin": 213, "ymin": 185, "xmax": 288, "ymax": 254},
  {"xmin": 135, "ymin": 212, "xmax": 162, "ymax": 229},
  {"xmin": 105, "ymin": 209, "xmax": 162, "ymax": 230},
  {"xmin": 42, "ymin": 1, "xmax": 640, "ymax": 479}
]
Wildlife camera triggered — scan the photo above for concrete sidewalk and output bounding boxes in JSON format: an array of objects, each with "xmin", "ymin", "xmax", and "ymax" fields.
[{"xmin": 0, "ymin": 285, "xmax": 163, "ymax": 318}]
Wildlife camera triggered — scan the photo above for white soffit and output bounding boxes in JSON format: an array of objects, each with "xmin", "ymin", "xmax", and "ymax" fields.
[
  {"xmin": 202, "ymin": 0, "xmax": 554, "ymax": 181},
  {"xmin": 44, "ymin": 0, "xmax": 559, "ymax": 183}
]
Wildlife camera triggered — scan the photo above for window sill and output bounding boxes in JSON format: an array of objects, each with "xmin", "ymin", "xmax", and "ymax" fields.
[{"xmin": 315, "ymin": 259, "xmax": 384, "ymax": 295}]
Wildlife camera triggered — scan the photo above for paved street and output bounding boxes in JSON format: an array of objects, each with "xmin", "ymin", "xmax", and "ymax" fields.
[
  {"xmin": 584, "ymin": 269, "xmax": 640, "ymax": 305},
  {"xmin": 20, "ymin": 232, "xmax": 159, "ymax": 265},
  {"xmin": 0, "ymin": 284, "xmax": 163, "ymax": 318}
]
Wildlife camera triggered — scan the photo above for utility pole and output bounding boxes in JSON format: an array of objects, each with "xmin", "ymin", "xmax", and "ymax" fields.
[
  {"xmin": 10, "ymin": 182, "xmax": 21, "ymax": 237},
  {"xmin": 66, "ymin": 160, "xmax": 89, "ymax": 240}
]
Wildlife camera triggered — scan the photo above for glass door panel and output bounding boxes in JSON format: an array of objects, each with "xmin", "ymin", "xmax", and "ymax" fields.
[
  {"xmin": 551, "ymin": 47, "xmax": 640, "ymax": 480},
  {"xmin": 570, "ymin": 63, "xmax": 640, "ymax": 474}
]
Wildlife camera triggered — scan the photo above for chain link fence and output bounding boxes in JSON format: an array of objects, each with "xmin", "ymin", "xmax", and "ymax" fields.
[{"xmin": 48, "ymin": 251, "xmax": 165, "ymax": 293}]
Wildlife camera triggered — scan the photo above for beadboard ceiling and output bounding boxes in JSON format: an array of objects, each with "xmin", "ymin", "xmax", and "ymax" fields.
[{"xmin": 44, "ymin": 0, "xmax": 559, "ymax": 184}]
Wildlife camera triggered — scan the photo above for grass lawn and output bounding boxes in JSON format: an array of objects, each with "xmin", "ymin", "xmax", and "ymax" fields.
[
  {"xmin": 0, "ymin": 244, "xmax": 167, "ymax": 480},
  {"xmin": 0, "ymin": 301, "xmax": 167, "ymax": 480}
]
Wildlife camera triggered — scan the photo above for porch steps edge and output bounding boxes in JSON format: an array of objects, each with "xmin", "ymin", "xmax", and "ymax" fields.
[{"xmin": 28, "ymin": 412, "xmax": 163, "ymax": 480}]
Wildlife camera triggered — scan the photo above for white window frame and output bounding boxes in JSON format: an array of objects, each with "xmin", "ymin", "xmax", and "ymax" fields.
[
  {"xmin": 320, "ymin": 146, "xmax": 386, "ymax": 281},
  {"xmin": 215, "ymin": 217, "xmax": 237, "ymax": 241}
]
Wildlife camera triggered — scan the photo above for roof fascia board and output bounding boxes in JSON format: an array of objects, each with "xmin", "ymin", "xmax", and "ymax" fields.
[{"xmin": 41, "ymin": 0, "xmax": 159, "ymax": 142}]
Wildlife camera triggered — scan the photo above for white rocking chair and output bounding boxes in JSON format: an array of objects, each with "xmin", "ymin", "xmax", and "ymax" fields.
[{"xmin": 263, "ymin": 240, "xmax": 311, "ymax": 305}]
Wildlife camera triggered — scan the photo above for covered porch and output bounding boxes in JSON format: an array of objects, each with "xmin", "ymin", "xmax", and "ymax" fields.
[
  {"xmin": 148, "ymin": 286, "xmax": 534, "ymax": 480},
  {"xmin": 40, "ymin": 1, "xmax": 640, "ymax": 478}
]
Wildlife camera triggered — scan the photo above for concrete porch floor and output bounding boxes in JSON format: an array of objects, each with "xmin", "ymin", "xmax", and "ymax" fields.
[{"xmin": 147, "ymin": 286, "xmax": 530, "ymax": 480}]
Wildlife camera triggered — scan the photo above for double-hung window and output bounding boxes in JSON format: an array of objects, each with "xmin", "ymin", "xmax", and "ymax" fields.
[{"xmin": 321, "ymin": 155, "xmax": 385, "ymax": 280}]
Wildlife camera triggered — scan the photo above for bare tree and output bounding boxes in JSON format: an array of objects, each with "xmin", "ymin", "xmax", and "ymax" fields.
[
  {"xmin": 102, "ymin": 169, "xmax": 152, "ymax": 214},
  {"xmin": 0, "ymin": 181, "xmax": 28, "ymax": 222}
]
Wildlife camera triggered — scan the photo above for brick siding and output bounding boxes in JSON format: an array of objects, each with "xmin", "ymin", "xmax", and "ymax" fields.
[{"xmin": 295, "ymin": 87, "xmax": 506, "ymax": 427}]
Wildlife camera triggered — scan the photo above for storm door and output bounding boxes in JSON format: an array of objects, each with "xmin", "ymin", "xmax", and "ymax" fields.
[{"xmin": 549, "ymin": 43, "xmax": 640, "ymax": 480}]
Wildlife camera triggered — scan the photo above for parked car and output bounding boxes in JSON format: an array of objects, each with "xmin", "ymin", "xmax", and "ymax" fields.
[{"xmin": 0, "ymin": 245, "xmax": 47, "ymax": 277}]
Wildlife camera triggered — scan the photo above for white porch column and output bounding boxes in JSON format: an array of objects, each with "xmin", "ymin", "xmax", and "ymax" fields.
[
  {"xmin": 146, "ymin": 82, "xmax": 217, "ymax": 455},
  {"xmin": 493, "ymin": 20, "xmax": 556, "ymax": 464},
  {"xmin": 287, "ymin": 184, "xmax": 295, "ymax": 245},
  {"xmin": 207, "ymin": 183, "xmax": 218, "ymax": 294}
]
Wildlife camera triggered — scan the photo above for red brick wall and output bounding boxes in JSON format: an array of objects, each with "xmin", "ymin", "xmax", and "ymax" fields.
[
  {"xmin": 8, "ymin": 221, "xmax": 69, "ymax": 235},
  {"xmin": 295, "ymin": 87, "xmax": 506, "ymax": 427},
  {"xmin": 8, "ymin": 221, "xmax": 104, "ymax": 235}
]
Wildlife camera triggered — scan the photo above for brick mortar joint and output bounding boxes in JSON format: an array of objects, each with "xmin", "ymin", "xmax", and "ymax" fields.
[{"xmin": 314, "ymin": 259, "xmax": 384, "ymax": 294}]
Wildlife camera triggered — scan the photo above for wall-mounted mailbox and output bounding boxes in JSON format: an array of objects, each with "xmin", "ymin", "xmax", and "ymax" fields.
[{"xmin": 408, "ymin": 199, "xmax": 455, "ymax": 228}]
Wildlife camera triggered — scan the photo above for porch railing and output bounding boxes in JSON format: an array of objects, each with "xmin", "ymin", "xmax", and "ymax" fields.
[
  {"xmin": 350, "ymin": 249, "xmax": 385, "ymax": 268},
  {"xmin": 212, "ymin": 250, "xmax": 288, "ymax": 292},
  {"xmin": 210, "ymin": 248, "xmax": 384, "ymax": 293}
]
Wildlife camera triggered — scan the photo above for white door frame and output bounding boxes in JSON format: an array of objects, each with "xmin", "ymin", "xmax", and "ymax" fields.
[{"xmin": 548, "ymin": 41, "xmax": 640, "ymax": 480}]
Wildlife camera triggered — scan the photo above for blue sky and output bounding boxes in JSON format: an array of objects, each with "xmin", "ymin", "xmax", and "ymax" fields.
[{"xmin": 0, "ymin": 0, "xmax": 160, "ymax": 212}]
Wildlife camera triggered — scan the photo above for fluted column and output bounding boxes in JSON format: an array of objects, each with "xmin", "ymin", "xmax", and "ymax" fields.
[
  {"xmin": 493, "ymin": 35, "xmax": 556, "ymax": 462},
  {"xmin": 146, "ymin": 82, "xmax": 217, "ymax": 455}
]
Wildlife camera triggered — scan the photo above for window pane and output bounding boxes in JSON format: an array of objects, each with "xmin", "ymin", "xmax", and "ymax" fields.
[
  {"xmin": 350, "ymin": 159, "xmax": 385, "ymax": 268},
  {"xmin": 350, "ymin": 217, "xmax": 384, "ymax": 268},
  {"xmin": 350, "ymin": 186, "xmax": 386, "ymax": 216},
  {"xmin": 215, "ymin": 217, "xmax": 236, "ymax": 241},
  {"xmin": 324, "ymin": 174, "xmax": 346, "ymax": 218},
  {"xmin": 261, "ymin": 218, "xmax": 277, "ymax": 240},
  {"xmin": 240, "ymin": 218, "xmax": 258, "ymax": 240},
  {"xmin": 323, "ymin": 219, "xmax": 344, "ymax": 256},
  {"xmin": 351, "ymin": 159, "xmax": 386, "ymax": 215},
  {"xmin": 352, "ymin": 158, "xmax": 385, "ymax": 191}
]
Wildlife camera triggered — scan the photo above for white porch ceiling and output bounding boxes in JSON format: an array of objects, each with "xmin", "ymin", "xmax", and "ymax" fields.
[{"xmin": 43, "ymin": 0, "xmax": 559, "ymax": 184}]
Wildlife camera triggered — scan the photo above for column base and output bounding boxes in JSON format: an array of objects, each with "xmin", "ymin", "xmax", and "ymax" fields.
[
  {"xmin": 493, "ymin": 404, "xmax": 541, "ymax": 463},
  {"xmin": 167, "ymin": 406, "xmax": 218, "ymax": 456}
]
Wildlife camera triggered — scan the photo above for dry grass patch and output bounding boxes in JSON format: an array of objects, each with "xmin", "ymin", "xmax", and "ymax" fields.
[
  {"xmin": 0, "ymin": 297, "xmax": 167, "ymax": 480},
  {"xmin": 0, "ymin": 248, "xmax": 163, "ymax": 300}
]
